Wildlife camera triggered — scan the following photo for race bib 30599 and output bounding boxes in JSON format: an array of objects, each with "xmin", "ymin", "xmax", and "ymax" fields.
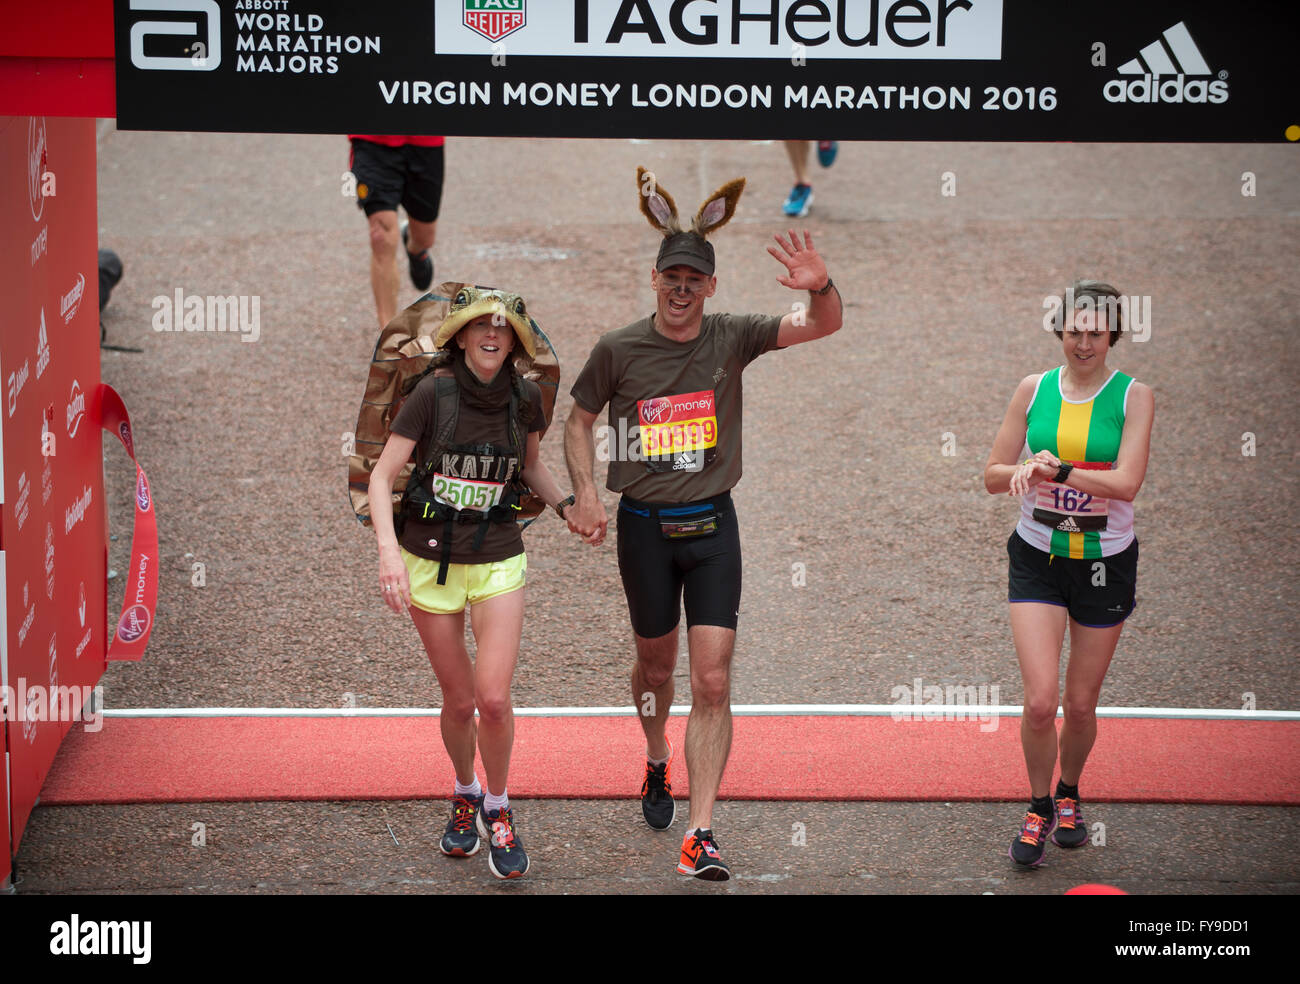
[{"xmin": 637, "ymin": 390, "xmax": 718, "ymax": 457}]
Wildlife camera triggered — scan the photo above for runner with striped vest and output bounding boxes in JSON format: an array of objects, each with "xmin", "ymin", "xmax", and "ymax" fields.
[{"xmin": 984, "ymin": 280, "xmax": 1155, "ymax": 867}]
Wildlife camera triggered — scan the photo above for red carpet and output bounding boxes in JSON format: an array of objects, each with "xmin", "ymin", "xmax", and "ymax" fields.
[{"xmin": 37, "ymin": 715, "xmax": 1300, "ymax": 806}]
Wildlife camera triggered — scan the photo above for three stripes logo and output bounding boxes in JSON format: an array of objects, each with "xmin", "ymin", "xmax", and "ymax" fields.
[
  {"xmin": 1104, "ymin": 21, "xmax": 1228, "ymax": 105},
  {"xmin": 1056, "ymin": 516, "xmax": 1082, "ymax": 533}
]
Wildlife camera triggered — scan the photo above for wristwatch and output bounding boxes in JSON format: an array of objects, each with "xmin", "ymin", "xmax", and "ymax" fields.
[
  {"xmin": 1053, "ymin": 462, "xmax": 1074, "ymax": 484},
  {"xmin": 812, "ymin": 277, "xmax": 835, "ymax": 296},
  {"xmin": 555, "ymin": 494, "xmax": 575, "ymax": 519}
]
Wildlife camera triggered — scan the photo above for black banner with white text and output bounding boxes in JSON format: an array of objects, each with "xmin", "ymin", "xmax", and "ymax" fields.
[{"xmin": 113, "ymin": 0, "xmax": 1296, "ymax": 142}]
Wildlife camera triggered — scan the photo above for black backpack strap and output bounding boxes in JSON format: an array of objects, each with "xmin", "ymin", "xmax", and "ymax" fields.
[
  {"xmin": 430, "ymin": 374, "xmax": 460, "ymax": 585},
  {"xmin": 438, "ymin": 516, "xmax": 455, "ymax": 585},
  {"xmin": 431, "ymin": 375, "xmax": 460, "ymax": 471}
]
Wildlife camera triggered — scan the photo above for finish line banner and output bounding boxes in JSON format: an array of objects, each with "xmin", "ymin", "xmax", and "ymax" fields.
[{"xmin": 114, "ymin": 0, "xmax": 1295, "ymax": 142}]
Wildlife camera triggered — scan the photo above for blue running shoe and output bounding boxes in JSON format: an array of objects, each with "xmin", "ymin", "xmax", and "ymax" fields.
[
  {"xmin": 782, "ymin": 183, "xmax": 813, "ymax": 217},
  {"xmin": 439, "ymin": 792, "xmax": 483, "ymax": 857},
  {"xmin": 1009, "ymin": 809, "xmax": 1056, "ymax": 867},
  {"xmin": 817, "ymin": 140, "xmax": 838, "ymax": 167},
  {"xmin": 477, "ymin": 805, "xmax": 530, "ymax": 879}
]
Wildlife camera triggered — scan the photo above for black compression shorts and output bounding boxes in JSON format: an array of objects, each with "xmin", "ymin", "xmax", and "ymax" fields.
[
  {"xmin": 1007, "ymin": 530, "xmax": 1138, "ymax": 627},
  {"xmin": 349, "ymin": 139, "xmax": 444, "ymax": 222},
  {"xmin": 616, "ymin": 492, "xmax": 742, "ymax": 639}
]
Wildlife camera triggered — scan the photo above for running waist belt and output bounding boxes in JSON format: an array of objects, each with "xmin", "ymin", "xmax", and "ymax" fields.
[{"xmin": 620, "ymin": 492, "xmax": 731, "ymax": 540}]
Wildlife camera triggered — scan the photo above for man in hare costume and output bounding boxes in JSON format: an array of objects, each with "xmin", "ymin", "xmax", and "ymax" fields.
[{"xmin": 565, "ymin": 167, "xmax": 843, "ymax": 880}]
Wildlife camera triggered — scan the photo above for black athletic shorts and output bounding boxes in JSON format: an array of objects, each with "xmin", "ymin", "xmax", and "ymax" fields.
[
  {"xmin": 616, "ymin": 492, "xmax": 742, "ymax": 639},
  {"xmin": 349, "ymin": 139, "xmax": 444, "ymax": 222},
  {"xmin": 1007, "ymin": 530, "xmax": 1138, "ymax": 628}
]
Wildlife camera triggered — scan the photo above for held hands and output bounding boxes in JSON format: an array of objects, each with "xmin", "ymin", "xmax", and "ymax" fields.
[
  {"xmin": 1009, "ymin": 450, "xmax": 1061, "ymax": 497},
  {"xmin": 767, "ymin": 230, "xmax": 829, "ymax": 291},
  {"xmin": 566, "ymin": 493, "xmax": 608, "ymax": 547},
  {"xmin": 378, "ymin": 542, "xmax": 412, "ymax": 614}
]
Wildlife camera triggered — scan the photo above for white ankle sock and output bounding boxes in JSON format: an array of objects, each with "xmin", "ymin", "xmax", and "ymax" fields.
[{"xmin": 454, "ymin": 776, "xmax": 482, "ymax": 798}]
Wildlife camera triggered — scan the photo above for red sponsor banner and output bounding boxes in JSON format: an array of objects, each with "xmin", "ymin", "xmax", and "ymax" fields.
[
  {"xmin": 1, "ymin": 115, "xmax": 105, "ymax": 855},
  {"xmin": 94, "ymin": 385, "xmax": 158, "ymax": 661}
]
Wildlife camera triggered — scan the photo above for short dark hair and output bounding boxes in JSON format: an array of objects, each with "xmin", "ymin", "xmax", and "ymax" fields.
[{"xmin": 1052, "ymin": 280, "xmax": 1123, "ymax": 347}]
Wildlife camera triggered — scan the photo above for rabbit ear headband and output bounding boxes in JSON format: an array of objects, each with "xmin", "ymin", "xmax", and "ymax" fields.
[{"xmin": 636, "ymin": 166, "xmax": 746, "ymax": 276}]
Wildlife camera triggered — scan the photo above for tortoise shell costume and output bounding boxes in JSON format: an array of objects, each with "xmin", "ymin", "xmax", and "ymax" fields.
[{"xmin": 348, "ymin": 282, "xmax": 559, "ymax": 532}]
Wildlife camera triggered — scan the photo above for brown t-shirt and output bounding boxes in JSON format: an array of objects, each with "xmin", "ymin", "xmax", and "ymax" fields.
[
  {"xmin": 570, "ymin": 312, "xmax": 781, "ymax": 502},
  {"xmin": 391, "ymin": 373, "xmax": 545, "ymax": 563}
]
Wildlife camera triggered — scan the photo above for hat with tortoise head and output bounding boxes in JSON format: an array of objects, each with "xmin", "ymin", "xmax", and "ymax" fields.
[{"xmin": 433, "ymin": 285, "xmax": 536, "ymax": 361}]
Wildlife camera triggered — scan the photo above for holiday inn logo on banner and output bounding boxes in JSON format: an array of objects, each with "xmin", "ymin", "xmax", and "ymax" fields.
[{"xmin": 464, "ymin": 0, "xmax": 525, "ymax": 43}]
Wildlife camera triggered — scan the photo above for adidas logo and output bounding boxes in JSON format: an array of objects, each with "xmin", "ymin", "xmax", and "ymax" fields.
[
  {"xmin": 1056, "ymin": 516, "xmax": 1082, "ymax": 533},
  {"xmin": 672, "ymin": 451, "xmax": 701, "ymax": 471},
  {"xmin": 1104, "ymin": 21, "xmax": 1228, "ymax": 105}
]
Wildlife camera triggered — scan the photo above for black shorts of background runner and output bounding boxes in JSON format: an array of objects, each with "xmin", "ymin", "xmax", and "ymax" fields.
[
  {"xmin": 616, "ymin": 492, "xmax": 742, "ymax": 638},
  {"xmin": 1007, "ymin": 530, "xmax": 1138, "ymax": 628},
  {"xmin": 349, "ymin": 140, "xmax": 444, "ymax": 221}
]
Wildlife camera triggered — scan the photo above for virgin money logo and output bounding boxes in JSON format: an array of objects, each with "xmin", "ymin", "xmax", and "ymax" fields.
[
  {"xmin": 136, "ymin": 472, "xmax": 152, "ymax": 512},
  {"xmin": 119, "ymin": 420, "xmax": 135, "ymax": 456},
  {"xmin": 641, "ymin": 397, "xmax": 673, "ymax": 424},
  {"xmin": 28, "ymin": 117, "xmax": 47, "ymax": 222},
  {"xmin": 117, "ymin": 604, "xmax": 151, "ymax": 643}
]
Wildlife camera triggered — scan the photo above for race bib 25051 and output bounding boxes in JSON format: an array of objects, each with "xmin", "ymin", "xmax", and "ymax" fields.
[{"xmin": 431, "ymin": 473, "xmax": 504, "ymax": 512}]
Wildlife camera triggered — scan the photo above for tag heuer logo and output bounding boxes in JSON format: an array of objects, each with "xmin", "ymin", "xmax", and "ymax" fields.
[{"xmin": 464, "ymin": 1, "xmax": 525, "ymax": 43}]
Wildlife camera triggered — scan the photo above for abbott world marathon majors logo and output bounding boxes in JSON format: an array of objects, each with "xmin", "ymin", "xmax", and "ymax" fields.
[
  {"xmin": 128, "ymin": 0, "xmax": 221, "ymax": 71},
  {"xmin": 1105, "ymin": 21, "xmax": 1228, "ymax": 104}
]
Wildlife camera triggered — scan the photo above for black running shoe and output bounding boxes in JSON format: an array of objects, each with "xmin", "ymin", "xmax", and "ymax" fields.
[
  {"xmin": 1051, "ymin": 796, "xmax": 1089, "ymax": 848},
  {"xmin": 477, "ymin": 805, "xmax": 530, "ymax": 879},
  {"xmin": 1009, "ymin": 810, "xmax": 1055, "ymax": 867},
  {"xmin": 640, "ymin": 738, "xmax": 676, "ymax": 830},
  {"xmin": 677, "ymin": 828, "xmax": 731, "ymax": 881},
  {"xmin": 439, "ymin": 792, "xmax": 483, "ymax": 857},
  {"xmin": 400, "ymin": 220, "xmax": 433, "ymax": 292}
]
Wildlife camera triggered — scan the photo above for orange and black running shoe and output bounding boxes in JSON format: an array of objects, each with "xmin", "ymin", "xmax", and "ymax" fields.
[
  {"xmin": 477, "ymin": 805, "xmax": 530, "ymax": 879},
  {"xmin": 640, "ymin": 739, "xmax": 676, "ymax": 830},
  {"xmin": 677, "ymin": 828, "xmax": 730, "ymax": 881},
  {"xmin": 1009, "ymin": 810, "xmax": 1055, "ymax": 867},
  {"xmin": 439, "ymin": 793, "xmax": 483, "ymax": 857},
  {"xmin": 1052, "ymin": 796, "xmax": 1088, "ymax": 848}
]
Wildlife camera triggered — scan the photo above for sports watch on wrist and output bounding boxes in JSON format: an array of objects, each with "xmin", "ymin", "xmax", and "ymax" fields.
[
  {"xmin": 1053, "ymin": 462, "xmax": 1074, "ymax": 484},
  {"xmin": 555, "ymin": 494, "xmax": 576, "ymax": 519},
  {"xmin": 811, "ymin": 278, "xmax": 835, "ymax": 296}
]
